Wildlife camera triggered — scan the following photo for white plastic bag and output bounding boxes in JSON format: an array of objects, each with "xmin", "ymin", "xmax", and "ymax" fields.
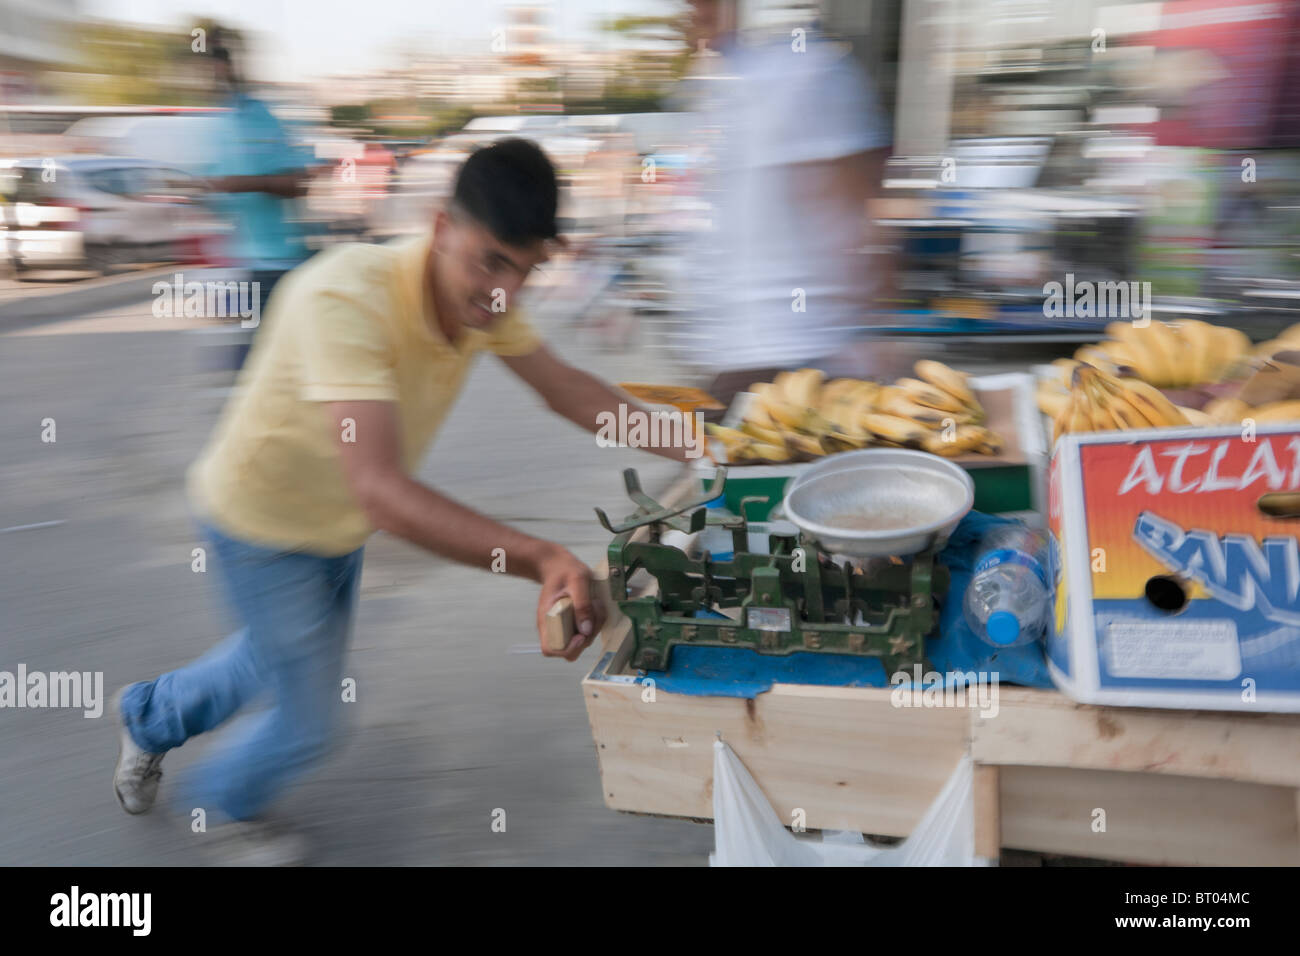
[{"xmin": 709, "ymin": 739, "xmax": 980, "ymax": 866}]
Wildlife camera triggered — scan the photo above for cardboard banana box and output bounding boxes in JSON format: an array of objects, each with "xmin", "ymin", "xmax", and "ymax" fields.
[{"xmin": 1049, "ymin": 423, "xmax": 1300, "ymax": 711}]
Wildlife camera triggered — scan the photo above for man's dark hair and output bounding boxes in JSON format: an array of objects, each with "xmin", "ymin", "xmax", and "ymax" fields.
[{"xmin": 451, "ymin": 138, "xmax": 558, "ymax": 245}]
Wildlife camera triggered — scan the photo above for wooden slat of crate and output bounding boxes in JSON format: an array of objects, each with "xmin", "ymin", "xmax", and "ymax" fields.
[
  {"xmin": 999, "ymin": 765, "xmax": 1300, "ymax": 866},
  {"xmin": 973, "ymin": 688, "xmax": 1300, "ymax": 788},
  {"xmin": 584, "ymin": 658, "xmax": 969, "ymax": 836}
]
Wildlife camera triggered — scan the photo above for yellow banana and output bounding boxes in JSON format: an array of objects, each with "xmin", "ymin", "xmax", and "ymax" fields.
[
  {"xmin": 862, "ymin": 414, "xmax": 930, "ymax": 447},
  {"xmin": 1174, "ymin": 319, "xmax": 1218, "ymax": 384},
  {"xmin": 776, "ymin": 368, "xmax": 824, "ymax": 409},
  {"xmin": 818, "ymin": 378, "xmax": 862, "ymax": 407},
  {"xmin": 1216, "ymin": 326, "xmax": 1251, "ymax": 379},
  {"xmin": 1051, "ymin": 358, "xmax": 1081, "ymax": 387},
  {"xmin": 704, "ymin": 424, "xmax": 753, "ymax": 460},
  {"xmin": 1104, "ymin": 377, "xmax": 1188, "ymax": 426},
  {"xmin": 758, "ymin": 394, "xmax": 817, "ymax": 431},
  {"xmin": 877, "ymin": 390, "xmax": 951, "ymax": 426},
  {"xmin": 895, "ymin": 377, "xmax": 968, "ymax": 413},
  {"xmin": 1074, "ymin": 345, "xmax": 1120, "ymax": 375},
  {"xmin": 913, "ymin": 360, "xmax": 978, "ymax": 409},
  {"xmin": 740, "ymin": 419, "xmax": 786, "ymax": 446},
  {"xmin": 776, "ymin": 428, "xmax": 827, "ymax": 457},
  {"xmin": 1106, "ymin": 322, "xmax": 1170, "ymax": 384},
  {"xmin": 1036, "ymin": 382, "xmax": 1070, "ymax": 419},
  {"xmin": 1076, "ymin": 365, "xmax": 1122, "ymax": 431},
  {"xmin": 1095, "ymin": 339, "xmax": 1142, "ymax": 374},
  {"xmin": 1177, "ymin": 405, "xmax": 1214, "ymax": 426},
  {"xmin": 922, "ymin": 424, "xmax": 995, "ymax": 457},
  {"xmin": 1066, "ymin": 396, "xmax": 1093, "ymax": 434},
  {"xmin": 743, "ymin": 442, "xmax": 792, "ymax": 463},
  {"xmin": 1204, "ymin": 396, "xmax": 1250, "ymax": 424},
  {"xmin": 1052, "ymin": 395, "xmax": 1073, "ymax": 444},
  {"xmin": 1108, "ymin": 396, "xmax": 1155, "ymax": 429},
  {"xmin": 1248, "ymin": 401, "xmax": 1300, "ymax": 424}
]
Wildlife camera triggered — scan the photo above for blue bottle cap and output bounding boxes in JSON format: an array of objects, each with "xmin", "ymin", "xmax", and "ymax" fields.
[{"xmin": 986, "ymin": 610, "xmax": 1021, "ymax": 646}]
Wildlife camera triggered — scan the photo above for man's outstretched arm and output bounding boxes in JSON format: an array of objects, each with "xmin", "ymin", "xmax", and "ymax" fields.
[
  {"xmin": 502, "ymin": 344, "xmax": 697, "ymax": 463},
  {"xmin": 326, "ymin": 399, "xmax": 604, "ymax": 660}
]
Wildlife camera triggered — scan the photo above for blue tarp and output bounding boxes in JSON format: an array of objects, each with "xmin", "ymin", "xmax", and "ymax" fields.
[{"xmin": 639, "ymin": 511, "xmax": 1055, "ymax": 698}]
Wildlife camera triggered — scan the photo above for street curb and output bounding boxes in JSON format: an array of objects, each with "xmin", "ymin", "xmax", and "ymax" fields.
[{"xmin": 0, "ymin": 267, "xmax": 187, "ymax": 332}]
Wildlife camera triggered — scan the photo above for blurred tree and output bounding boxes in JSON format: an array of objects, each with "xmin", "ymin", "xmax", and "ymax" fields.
[
  {"xmin": 54, "ymin": 20, "xmax": 218, "ymax": 105},
  {"xmin": 580, "ymin": 11, "xmax": 691, "ymax": 113},
  {"xmin": 330, "ymin": 104, "xmax": 372, "ymax": 127}
]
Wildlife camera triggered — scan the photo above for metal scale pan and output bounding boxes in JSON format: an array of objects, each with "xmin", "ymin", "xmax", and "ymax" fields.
[{"xmin": 783, "ymin": 449, "xmax": 974, "ymax": 559}]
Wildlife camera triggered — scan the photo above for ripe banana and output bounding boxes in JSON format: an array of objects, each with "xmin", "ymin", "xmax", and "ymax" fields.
[
  {"xmin": 1051, "ymin": 358, "xmax": 1081, "ymax": 387},
  {"xmin": 1100, "ymin": 375, "xmax": 1188, "ymax": 427},
  {"xmin": 1105, "ymin": 322, "xmax": 1169, "ymax": 384},
  {"xmin": 862, "ymin": 413, "xmax": 930, "ymax": 448},
  {"xmin": 1036, "ymin": 381, "xmax": 1070, "ymax": 419},
  {"xmin": 913, "ymin": 360, "xmax": 977, "ymax": 409},
  {"xmin": 740, "ymin": 419, "xmax": 786, "ymax": 446},
  {"xmin": 1174, "ymin": 319, "xmax": 1219, "ymax": 384},
  {"xmin": 895, "ymin": 377, "xmax": 968, "ymax": 414},
  {"xmin": 1204, "ymin": 397, "xmax": 1250, "ymax": 424},
  {"xmin": 921, "ymin": 424, "xmax": 993, "ymax": 457},
  {"xmin": 1074, "ymin": 345, "xmax": 1120, "ymax": 375},
  {"xmin": 1212, "ymin": 325, "xmax": 1251, "ymax": 381},
  {"xmin": 775, "ymin": 368, "xmax": 824, "ymax": 409},
  {"xmin": 877, "ymin": 389, "xmax": 951, "ymax": 426},
  {"xmin": 1248, "ymin": 401, "xmax": 1300, "ymax": 424}
]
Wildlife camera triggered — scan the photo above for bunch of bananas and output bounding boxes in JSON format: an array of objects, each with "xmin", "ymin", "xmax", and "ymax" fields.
[
  {"xmin": 707, "ymin": 362, "xmax": 1003, "ymax": 463},
  {"xmin": 1042, "ymin": 363, "xmax": 1207, "ymax": 442},
  {"xmin": 1069, "ymin": 320, "xmax": 1251, "ymax": 388}
]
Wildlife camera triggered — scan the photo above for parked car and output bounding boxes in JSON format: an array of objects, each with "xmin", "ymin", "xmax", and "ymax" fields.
[{"xmin": 2, "ymin": 156, "xmax": 216, "ymax": 277}]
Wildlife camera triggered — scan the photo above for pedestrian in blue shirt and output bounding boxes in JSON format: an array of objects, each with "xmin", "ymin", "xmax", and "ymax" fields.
[{"xmin": 201, "ymin": 29, "xmax": 317, "ymax": 365}]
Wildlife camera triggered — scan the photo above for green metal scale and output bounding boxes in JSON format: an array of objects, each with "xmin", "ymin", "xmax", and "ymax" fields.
[{"xmin": 595, "ymin": 468, "xmax": 947, "ymax": 674}]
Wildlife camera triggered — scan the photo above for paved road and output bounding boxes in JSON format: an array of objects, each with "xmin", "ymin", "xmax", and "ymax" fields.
[{"xmin": 0, "ymin": 297, "xmax": 715, "ymax": 866}]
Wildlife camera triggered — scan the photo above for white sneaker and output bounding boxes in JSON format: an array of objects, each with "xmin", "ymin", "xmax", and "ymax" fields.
[
  {"xmin": 112, "ymin": 686, "xmax": 165, "ymax": 815},
  {"xmin": 201, "ymin": 820, "xmax": 309, "ymax": 867}
]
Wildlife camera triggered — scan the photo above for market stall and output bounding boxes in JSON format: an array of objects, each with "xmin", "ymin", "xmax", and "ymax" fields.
[{"xmin": 574, "ymin": 337, "xmax": 1300, "ymax": 866}]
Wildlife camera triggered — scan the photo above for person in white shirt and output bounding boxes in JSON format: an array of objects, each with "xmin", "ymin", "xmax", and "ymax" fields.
[{"xmin": 680, "ymin": 0, "xmax": 896, "ymax": 403}]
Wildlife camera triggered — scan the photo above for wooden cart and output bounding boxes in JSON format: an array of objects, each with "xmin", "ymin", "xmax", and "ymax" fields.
[{"xmin": 580, "ymin": 476, "xmax": 1300, "ymax": 866}]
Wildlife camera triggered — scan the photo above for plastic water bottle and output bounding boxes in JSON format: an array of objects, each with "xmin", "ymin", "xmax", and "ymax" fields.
[{"xmin": 963, "ymin": 525, "xmax": 1050, "ymax": 648}]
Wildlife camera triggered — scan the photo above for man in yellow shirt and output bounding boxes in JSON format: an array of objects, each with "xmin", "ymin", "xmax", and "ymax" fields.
[{"xmin": 111, "ymin": 139, "xmax": 688, "ymax": 863}]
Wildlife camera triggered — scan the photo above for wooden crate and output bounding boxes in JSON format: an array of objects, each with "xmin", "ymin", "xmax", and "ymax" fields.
[
  {"xmin": 584, "ymin": 641, "xmax": 1300, "ymax": 863},
  {"xmin": 581, "ymin": 473, "xmax": 1300, "ymax": 864}
]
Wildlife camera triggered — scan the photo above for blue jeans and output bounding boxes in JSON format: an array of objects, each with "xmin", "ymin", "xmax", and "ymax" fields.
[{"xmin": 121, "ymin": 521, "xmax": 364, "ymax": 822}]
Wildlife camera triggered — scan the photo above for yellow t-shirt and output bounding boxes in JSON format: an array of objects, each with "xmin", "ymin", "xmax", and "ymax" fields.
[{"xmin": 187, "ymin": 232, "xmax": 541, "ymax": 556}]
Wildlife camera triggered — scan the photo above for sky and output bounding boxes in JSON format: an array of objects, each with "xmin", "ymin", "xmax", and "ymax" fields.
[{"xmin": 84, "ymin": 0, "xmax": 683, "ymax": 82}]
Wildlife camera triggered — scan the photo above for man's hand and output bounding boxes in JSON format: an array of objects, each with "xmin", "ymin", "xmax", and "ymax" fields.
[
  {"xmin": 204, "ymin": 171, "xmax": 310, "ymax": 198},
  {"xmin": 535, "ymin": 547, "xmax": 606, "ymax": 661}
]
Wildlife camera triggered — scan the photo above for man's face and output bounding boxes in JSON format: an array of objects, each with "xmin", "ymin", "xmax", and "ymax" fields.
[{"xmin": 433, "ymin": 211, "xmax": 548, "ymax": 332}]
